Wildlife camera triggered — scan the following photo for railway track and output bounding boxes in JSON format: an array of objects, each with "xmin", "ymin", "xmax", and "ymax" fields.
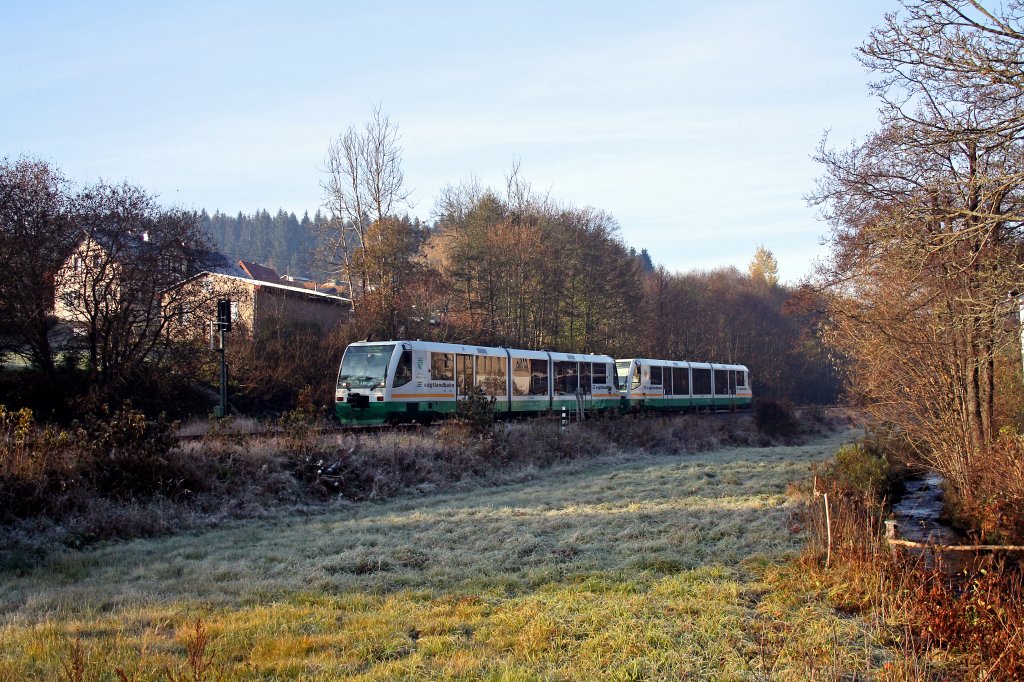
[{"xmin": 175, "ymin": 408, "xmax": 758, "ymax": 443}]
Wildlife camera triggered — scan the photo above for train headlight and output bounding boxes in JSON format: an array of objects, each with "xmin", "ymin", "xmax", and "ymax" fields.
[{"xmin": 339, "ymin": 381, "xmax": 350, "ymax": 389}]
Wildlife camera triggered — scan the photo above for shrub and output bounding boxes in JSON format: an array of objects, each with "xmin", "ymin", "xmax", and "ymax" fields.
[
  {"xmin": 452, "ymin": 387, "xmax": 497, "ymax": 437},
  {"xmin": 279, "ymin": 386, "xmax": 324, "ymax": 454},
  {"xmin": 754, "ymin": 398, "xmax": 799, "ymax": 438},
  {"xmin": 826, "ymin": 443, "xmax": 892, "ymax": 502},
  {"xmin": 954, "ymin": 428, "xmax": 1024, "ymax": 544},
  {"xmin": 79, "ymin": 403, "xmax": 178, "ymax": 499}
]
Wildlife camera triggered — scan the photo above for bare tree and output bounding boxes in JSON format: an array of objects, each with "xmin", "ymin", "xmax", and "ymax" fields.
[
  {"xmin": 316, "ymin": 106, "xmax": 412, "ymax": 301},
  {"xmin": 0, "ymin": 157, "xmax": 76, "ymax": 382},
  {"xmin": 60, "ymin": 181, "xmax": 218, "ymax": 395}
]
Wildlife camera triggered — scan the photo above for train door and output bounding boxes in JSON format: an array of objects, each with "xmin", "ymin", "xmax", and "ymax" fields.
[{"xmin": 456, "ymin": 354, "xmax": 474, "ymax": 399}]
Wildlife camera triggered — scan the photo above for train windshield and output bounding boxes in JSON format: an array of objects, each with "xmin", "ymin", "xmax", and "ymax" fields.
[{"xmin": 338, "ymin": 344, "xmax": 395, "ymax": 389}]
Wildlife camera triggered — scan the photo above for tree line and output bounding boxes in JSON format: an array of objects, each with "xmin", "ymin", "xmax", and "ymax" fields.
[
  {"xmin": 313, "ymin": 113, "xmax": 838, "ymax": 403},
  {"xmin": 200, "ymin": 209, "xmax": 321, "ymax": 280}
]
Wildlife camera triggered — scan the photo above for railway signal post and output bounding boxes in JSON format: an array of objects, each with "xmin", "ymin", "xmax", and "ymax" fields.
[{"xmin": 212, "ymin": 299, "xmax": 232, "ymax": 418}]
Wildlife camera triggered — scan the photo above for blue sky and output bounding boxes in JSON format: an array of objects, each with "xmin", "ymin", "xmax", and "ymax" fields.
[{"xmin": 1, "ymin": 0, "xmax": 896, "ymax": 282}]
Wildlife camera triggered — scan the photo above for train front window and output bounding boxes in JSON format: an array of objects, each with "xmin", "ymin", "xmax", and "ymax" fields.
[{"xmin": 338, "ymin": 344, "xmax": 395, "ymax": 389}]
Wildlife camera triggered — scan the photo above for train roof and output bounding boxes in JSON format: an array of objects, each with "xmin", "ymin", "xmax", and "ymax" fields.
[
  {"xmin": 344, "ymin": 340, "xmax": 614, "ymax": 363},
  {"xmin": 616, "ymin": 358, "xmax": 749, "ymax": 371}
]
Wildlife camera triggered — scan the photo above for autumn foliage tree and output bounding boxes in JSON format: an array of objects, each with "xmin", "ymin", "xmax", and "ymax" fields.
[
  {"xmin": 812, "ymin": 0, "xmax": 1024, "ymax": 498},
  {"xmin": 428, "ymin": 176, "xmax": 644, "ymax": 353}
]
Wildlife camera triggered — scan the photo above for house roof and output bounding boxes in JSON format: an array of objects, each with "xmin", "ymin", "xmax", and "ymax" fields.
[
  {"xmin": 238, "ymin": 260, "xmax": 281, "ymax": 283},
  {"xmin": 169, "ymin": 254, "xmax": 351, "ymax": 304},
  {"xmin": 205, "ymin": 271, "xmax": 352, "ymax": 303}
]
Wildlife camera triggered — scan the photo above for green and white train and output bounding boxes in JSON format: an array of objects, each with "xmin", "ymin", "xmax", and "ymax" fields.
[{"xmin": 335, "ymin": 340, "xmax": 751, "ymax": 425}]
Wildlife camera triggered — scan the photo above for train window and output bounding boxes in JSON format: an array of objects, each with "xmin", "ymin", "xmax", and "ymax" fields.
[
  {"xmin": 672, "ymin": 367, "xmax": 689, "ymax": 396},
  {"xmin": 430, "ymin": 352, "xmax": 454, "ymax": 381},
  {"xmin": 393, "ymin": 350, "xmax": 413, "ymax": 387},
  {"xmin": 476, "ymin": 355, "xmax": 507, "ymax": 397},
  {"xmin": 610, "ymin": 365, "xmax": 620, "ymax": 389},
  {"xmin": 511, "ymin": 357, "xmax": 531, "ymax": 396},
  {"xmin": 554, "ymin": 361, "xmax": 578, "ymax": 395},
  {"xmin": 714, "ymin": 369, "xmax": 730, "ymax": 395},
  {"xmin": 631, "ymin": 362, "xmax": 641, "ymax": 390},
  {"xmin": 735, "ymin": 370, "xmax": 746, "ymax": 388},
  {"xmin": 592, "ymin": 362, "xmax": 607, "ymax": 386},
  {"xmin": 650, "ymin": 365, "xmax": 662, "ymax": 386},
  {"xmin": 529, "ymin": 358, "xmax": 548, "ymax": 396},
  {"xmin": 692, "ymin": 368, "xmax": 711, "ymax": 394},
  {"xmin": 664, "ymin": 366, "xmax": 673, "ymax": 395},
  {"xmin": 456, "ymin": 355, "xmax": 473, "ymax": 396},
  {"xmin": 580, "ymin": 363, "xmax": 592, "ymax": 394}
]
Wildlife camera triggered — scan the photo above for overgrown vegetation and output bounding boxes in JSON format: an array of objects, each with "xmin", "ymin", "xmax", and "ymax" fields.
[
  {"xmin": 753, "ymin": 397, "xmax": 800, "ymax": 439},
  {"xmin": 1, "ymin": 404, "xmax": 842, "ymax": 567},
  {"xmin": 795, "ymin": 434, "xmax": 1024, "ymax": 680}
]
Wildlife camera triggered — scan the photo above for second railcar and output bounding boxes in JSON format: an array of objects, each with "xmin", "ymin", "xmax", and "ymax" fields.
[{"xmin": 616, "ymin": 358, "xmax": 752, "ymax": 412}]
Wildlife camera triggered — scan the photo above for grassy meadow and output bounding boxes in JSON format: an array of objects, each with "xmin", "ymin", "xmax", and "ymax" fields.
[{"xmin": 0, "ymin": 429, "xmax": 877, "ymax": 680}]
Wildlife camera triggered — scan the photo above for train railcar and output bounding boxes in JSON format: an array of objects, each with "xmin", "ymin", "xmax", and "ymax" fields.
[
  {"xmin": 615, "ymin": 358, "xmax": 752, "ymax": 412},
  {"xmin": 335, "ymin": 340, "xmax": 619, "ymax": 425}
]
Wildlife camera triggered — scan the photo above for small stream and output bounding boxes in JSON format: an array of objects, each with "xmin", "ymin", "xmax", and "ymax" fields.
[
  {"xmin": 891, "ymin": 473, "xmax": 961, "ymax": 545},
  {"xmin": 891, "ymin": 472, "xmax": 967, "ymax": 572}
]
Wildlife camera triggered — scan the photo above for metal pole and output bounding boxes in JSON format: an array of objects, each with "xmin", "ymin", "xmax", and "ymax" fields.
[{"xmin": 219, "ymin": 327, "xmax": 228, "ymax": 418}]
